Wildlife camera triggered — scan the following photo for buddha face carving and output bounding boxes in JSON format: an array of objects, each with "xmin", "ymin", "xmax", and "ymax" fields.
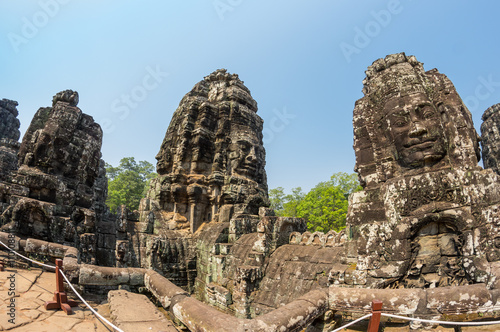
[
  {"xmin": 229, "ymin": 136, "xmax": 262, "ymax": 179},
  {"xmin": 385, "ymin": 92, "xmax": 447, "ymax": 168}
]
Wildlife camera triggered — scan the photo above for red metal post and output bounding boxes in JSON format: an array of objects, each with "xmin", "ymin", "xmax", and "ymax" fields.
[
  {"xmin": 367, "ymin": 299, "xmax": 383, "ymax": 332},
  {"xmin": 44, "ymin": 259, "xmax": 78, "ymax": 315}
]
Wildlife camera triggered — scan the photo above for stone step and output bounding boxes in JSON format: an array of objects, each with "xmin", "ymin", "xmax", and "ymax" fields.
[{"xmin": 108, "ymin": 289, "xmax": 179, "ymax": 332}]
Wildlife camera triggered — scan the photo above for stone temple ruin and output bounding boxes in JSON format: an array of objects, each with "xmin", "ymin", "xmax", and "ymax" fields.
[{"xmin": 3, "ymin": 54, "xmax": 500, "ymax": 330}]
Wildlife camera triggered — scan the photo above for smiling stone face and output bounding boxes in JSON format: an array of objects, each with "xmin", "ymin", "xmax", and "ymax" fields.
[
  {"xmin": 385, "ymin": 92, "xmax": 447, "ymax": 168},
  {"xmin": 144, "ymin": 69, "xmax": 269, "ymax": 232},
  {"xmin": 353, "ymin": 53, "xmax": 480, "ymax": 187},
  {"xmin": 229, "ymin": 136, "xmax": 263, "ymax": 180},
  {"xmin": 343, "ymin": 53, "xmax": 494, "ymax": 291}
]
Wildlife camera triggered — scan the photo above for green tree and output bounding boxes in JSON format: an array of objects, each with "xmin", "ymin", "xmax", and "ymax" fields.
[
  {"xmin": 295, "ymin": 172, "xmax": 361, "ymax": 232},
  {"xmin": 269, "ymin": 187, "xmax": 286, "ymax": 214},
  {"xmin": 105, "ymin": 157, "xmax": 157, "ymax": 212},
  {"xmin": 330, "ymin": 172, "xmax": 362, "ymax": 198},
  {"xmin": 269, "ymin": 187, "xmax": 305, "ymax": 217},
  {"xmin": 282, "ymin": 187, "xmax": 305, "ymax": 217}
]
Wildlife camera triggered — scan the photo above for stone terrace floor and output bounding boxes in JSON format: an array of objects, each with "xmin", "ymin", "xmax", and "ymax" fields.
[
  {"xmin": 1, "ymin": 253, "xmax": 500, "ymax": 331},
  {"xmin": 0, "ymin": 266, "xmax": 114, "ymax": 331}
]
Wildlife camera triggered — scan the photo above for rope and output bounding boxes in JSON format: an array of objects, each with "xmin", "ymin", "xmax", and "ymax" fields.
[
  {"xmin": 59, "ymin": 270, "xmax": 124, "ymax": 332},
  {"xmin": 0, "ymin": 239, "xmax": 124, "ymax": 332},
  {"xmin": 381, "ymin": 313, "xmax": 500, "ymax": 326},
  {"xmin": 4, "ymin": 238, "xmax": 500, "ymax": 330},
  {"xmin": 0, "ymin": 239, "xmax": 55, "ymax": 269},
  {"xmin": 331, "ymin": 313, "xmax": 372, "ymax": 332}
]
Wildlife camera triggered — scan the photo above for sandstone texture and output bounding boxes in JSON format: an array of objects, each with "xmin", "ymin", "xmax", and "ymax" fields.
[
  {"xmin": 0, "ymin": 99, "xmax": 21, "ymax": 182},
  {"xmin": 3, "ymin": 58, "xmax": 500, "ymax": 331},
  {"xmin": 481, "ymin": 103, "xmax": 500, "ymax": 175},
  {"xmin": 338, "ymin": 53, "xmax": 500, "ymax": 291},
  {"xmin": 147, "ymin": 68, "xmax": 268, "ymax": 232},
  {"xmin": 108, "ymin": 289, "xmax": 179, "ymax": 331},
  {"xmin": 0, "ymin": 99, "xmax": 20, "ymax": 142},
  {"xmin": 0, "ymin": 90, "xmax": 115, "ymax": 265},
  {"xmin": 116, "ymin": 69, "xmax": 273, "ymax": 294}
]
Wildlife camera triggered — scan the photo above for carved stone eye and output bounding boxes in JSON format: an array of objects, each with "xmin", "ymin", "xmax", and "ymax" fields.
[
  {"xmin": 237, "ymin": 141, "xmax": 251, "ymax": 153},
  {"xmin": 421, "ymin": 106, "xmax": 436, "ymax": 120},
  {"xmin": 392, "ymin": 117, "xmax": 408, "ymax": 127}
]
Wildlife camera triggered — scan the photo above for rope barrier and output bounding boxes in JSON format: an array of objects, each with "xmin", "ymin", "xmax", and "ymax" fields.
[
  {"xmin": 0, "ymin": 240, "xmax": 55, "ymax": 269},
  {"xmin": 331, "ymin": 313, "xmax": 372, "ymax": 332},
  {"xmin": 0, "ymin": 239, "xmax": 124, "ymax": 332},
  {"xmin": 4, "ymin": 238, "xmax": 500, "ymax": 331},
  {"xmin": 381, "ymin": 313, "xmax": 500, "ymax": 326},
  {"xmin": 59, "ymin": 269, "xmax": 124, "ymax": 332},
  {"xmin": 331, "ymin": 312, "xmax": 500, "ymax": 331}
]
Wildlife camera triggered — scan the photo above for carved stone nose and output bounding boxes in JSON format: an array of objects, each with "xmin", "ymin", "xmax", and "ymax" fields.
[
  {"xmin": 246, "ymin": 147, "xmax": 257, "ymax": 162},
  {"xmin": 409, "ymin": 122, "xmax": 427, "ymax": 137}
]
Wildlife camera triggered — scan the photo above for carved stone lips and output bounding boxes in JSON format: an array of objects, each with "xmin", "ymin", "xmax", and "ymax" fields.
[
  {"xmin": 405, "ymin": 138, "xmax": 436, "ymax": 150},
  {"xmin": 241, "ymin": 163, "xmax": 257, "ymax": 175},
  {"xmin": 243, "ymin": 163, "xmax": 256, "ymax": 171}
]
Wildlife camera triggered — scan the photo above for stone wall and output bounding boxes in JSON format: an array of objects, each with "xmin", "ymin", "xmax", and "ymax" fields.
[
  {"xmin": 252, "ymin": 244, "xmax": 345, "ymax": 317},
  {"xmin": 4, "ymin": 57, "xmax": 500, "ymax": 329},
  {"xmin": 194, "ymin": 211, "xmax": 308, "ymax": 318},
  {"xmin": 115, "ymin": 203, "xmax": 197, "ymax": 291}
]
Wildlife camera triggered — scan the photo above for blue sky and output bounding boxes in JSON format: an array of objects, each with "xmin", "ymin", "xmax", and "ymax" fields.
[{"xmin": 2, "ymin": 1, "xmax": 500, "ymax": 193}]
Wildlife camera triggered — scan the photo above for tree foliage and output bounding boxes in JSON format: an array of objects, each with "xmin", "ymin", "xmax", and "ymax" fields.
[
  {"xmin": 269, "ymin": 187, "xmax": 286, "ymax": 212},
  {"xmin": 105, "ymin": 157, "xmax": 157, "ymax": 212},
  {"xmin": 269, "ymin": 172, "xmax": 361, "ymax": 232},
  {"xmin": 269, "ymin": 186, "xmax": 305, "ymax": 217}
]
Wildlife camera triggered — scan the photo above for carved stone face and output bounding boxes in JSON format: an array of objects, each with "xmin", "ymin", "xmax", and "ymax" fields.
[
  {"xmin": 384, "ymin": 93, "xmax": 447, "ymax": 168},
  {"xmin": 229, "ymin": 136, "xmax": 262, "ymax": 179}
]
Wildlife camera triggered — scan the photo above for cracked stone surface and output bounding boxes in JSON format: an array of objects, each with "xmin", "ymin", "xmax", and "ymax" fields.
[
  {"xmin": 108, "ymin": 289, "xmax": 178, "ymax": 331},
  {"xmin": 144, "ymin": 68, "xmax": 268, "ymax": 233},
  {"xmin": 0, "ymin": 99, "xmax": 20, "ymax": 143},
  {"xmin": 0, "ymin": 266, "xmax": 113, "ymax": 331}
]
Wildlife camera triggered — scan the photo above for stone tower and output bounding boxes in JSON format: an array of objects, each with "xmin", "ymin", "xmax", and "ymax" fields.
[
  {"xmin": 341, "ymin": 53, "xmax": 500, "ymax": 289},
  {"xmin": 143, "ymin": 69, "xmax": 269, "ymax": 234},
  {"xmin": 0, "ymin": 90, "xmax": 110, "ymax": 264}
]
